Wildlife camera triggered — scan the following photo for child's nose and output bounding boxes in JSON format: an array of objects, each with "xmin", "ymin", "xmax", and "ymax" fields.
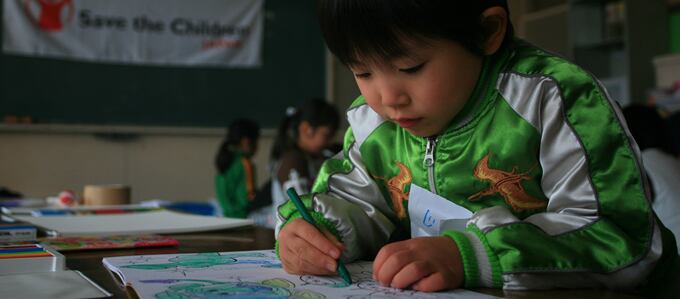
[{"xmin": 379, "ymin": 82, "xmax": 409, "ymax": 108}]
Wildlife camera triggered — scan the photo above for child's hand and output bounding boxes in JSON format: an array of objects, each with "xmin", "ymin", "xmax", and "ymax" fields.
[
  {"xmin": 373, "ymin": 236, "xmax": 463, "ymax": 292},
  {"xmin": 278, "ymin": 218, "xmax": 345, "ymax": 275}
]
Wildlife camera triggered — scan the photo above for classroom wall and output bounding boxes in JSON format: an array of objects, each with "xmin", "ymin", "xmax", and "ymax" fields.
[
  {"xmin": 0, "ymin": 126, "xmax": 275, "ymax": 203},
  {"xmin": 0, "ymin": 55, "xmax": 358, "ymax": 204},
  {"xmin": 0, "ymin": 1, "xmax": 360, "ymax": 204}
]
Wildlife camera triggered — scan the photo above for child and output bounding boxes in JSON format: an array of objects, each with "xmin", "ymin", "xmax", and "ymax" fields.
[
  {"xmin": 214, "ymin": 118, "xmax": 260, "ymax": 219},
  {"xmin": 270, "ymin": 98, "xmax": 339, "ymax": 217},
  {"xmin": 623, "ymin": 105, "xmax": 680, "ymax": 256},
  {"xmin": 276, "ymin": 0, "xmax": 679, "ymax": 296}
]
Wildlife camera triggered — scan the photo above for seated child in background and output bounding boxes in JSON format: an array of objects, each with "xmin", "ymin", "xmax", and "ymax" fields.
[
  {"xmin": 270, "ymin": 98, "xmax": 340, "ymax": 218},
  {"xmin": 214, "ymin": 118, "xmax": 260, "ymax": 219},
  {"xmin": 623, "ymin": 104, "xmax": 680, "ymax": 255},
  {"xmin": 276, "ymin": 0, "xmax": 679, "ymax": 296}
]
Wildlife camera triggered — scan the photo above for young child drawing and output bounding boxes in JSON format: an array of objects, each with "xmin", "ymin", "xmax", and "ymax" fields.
[{"xmin": 276, "ymin": 1, "xmax": 679, "ymax": 296}]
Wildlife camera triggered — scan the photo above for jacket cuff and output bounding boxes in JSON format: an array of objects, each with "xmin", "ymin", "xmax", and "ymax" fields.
[
  {"xmin": 443, "ymin": 226, "xmax": 502, "ymax": 288},
  {"xmin": 442, "ymin": 230, "xmax": 479, "ymax": 288}
]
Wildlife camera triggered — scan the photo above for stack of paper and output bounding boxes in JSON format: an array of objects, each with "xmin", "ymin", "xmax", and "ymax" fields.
[{"xmin": 13, "ymin": 210, "xmax": 253, "ymax": 236}]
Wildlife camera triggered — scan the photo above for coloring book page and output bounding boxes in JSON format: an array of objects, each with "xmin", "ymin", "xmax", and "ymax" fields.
[{"xmin": 103, "ymin": 250, "xmax": 502, "ymax": 299}]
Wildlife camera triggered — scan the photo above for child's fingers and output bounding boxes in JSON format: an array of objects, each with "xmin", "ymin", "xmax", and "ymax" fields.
[
  {"xmin": 278, "ymin": 219, "xmax": 342, "ymax": 275},
  {"xmin": 294, "ymin": 220, "xmax": 342, "ymax": 259},
  {"xmin": 320, "ymin": 228, "xmax": 345, "ymax": 250},
  {"xmin": 374, "ymin": 248, "xmax": 413, "ymax": 287},
  {"xmin": 281, "ymin": 237, "xmax": 337, "ymax": 275},
  {"xmin": 372, "ymin": 241, "xmax": 404, "ymax": 280},
  {"xmin": 412, "ymin": 272, "xmax": 450, "ymax": 292},
  {"xmin": 389, "ymin": 260, "xmax": 434, "ymax": 289}
]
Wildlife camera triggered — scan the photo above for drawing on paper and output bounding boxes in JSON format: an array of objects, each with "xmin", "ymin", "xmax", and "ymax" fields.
[
  {"xmin": 121, "ymin": 252, "xmax": 281, "ymax": 270},
  {"xmin": 103, "ymin": 250, "xmax": 501, "ymax": 299},
  {"xmin": 139, "ymin": 278, "xmax": 325, "ymax": 299}
]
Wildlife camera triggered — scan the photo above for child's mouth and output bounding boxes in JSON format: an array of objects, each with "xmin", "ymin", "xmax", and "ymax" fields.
[{"xmin": 393, "ymin": 118, "xmax": 422, "ymax": 128}]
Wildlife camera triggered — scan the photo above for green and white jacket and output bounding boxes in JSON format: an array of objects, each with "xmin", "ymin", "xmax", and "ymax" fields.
[{"xmin": 276, "ymin": 41, "xmax": 678, "ymax": 290}]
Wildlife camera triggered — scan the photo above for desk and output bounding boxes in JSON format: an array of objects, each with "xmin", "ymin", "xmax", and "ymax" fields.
[{"xmin": 61, "ymin": 226, "xmax": 646, "ymax": 299}]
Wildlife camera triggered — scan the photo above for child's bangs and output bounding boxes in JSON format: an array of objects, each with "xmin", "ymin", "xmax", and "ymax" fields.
[{"xmin": 318, "ymin": 1, "xmax": 435, "ymax": 66}]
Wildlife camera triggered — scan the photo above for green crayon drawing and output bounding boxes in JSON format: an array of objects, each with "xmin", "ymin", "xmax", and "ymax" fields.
[
  {"xmin": 141, "ymin": 278, "xmax": 324, "ymax": 299},
  {"xmin": 122, "ymin": 252, "xmax": 281, "ymax": 270}
]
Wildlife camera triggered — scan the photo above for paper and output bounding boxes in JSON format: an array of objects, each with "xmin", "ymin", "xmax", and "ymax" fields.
[
  {"xmin": 2, "ymin": 204, "xmax": 157, "ymax": 215},
  {"xmin": 103, "ymin": 250, "xmax": 502, "ymax": 299},
  {"xmin": 13, "ymin": 210, "xmax": 253, "ymax": 236},
  {"xmin": 0, "ymin": 270, "xmax": 111, "ymax": 299},
  {"xmin": 408, "ymin": 184, "xmax": 473, "ymax": 237}
]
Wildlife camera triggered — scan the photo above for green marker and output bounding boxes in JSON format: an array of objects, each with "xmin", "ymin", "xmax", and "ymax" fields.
[{"xmin": 286, "ymin": 187, "xmax": 352, "ymax": 285}]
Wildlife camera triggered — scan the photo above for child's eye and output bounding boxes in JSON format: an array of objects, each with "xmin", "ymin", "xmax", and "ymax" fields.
[
  {"xmin": 399, "ymin": 63, "xmax": 425, "ymax": 74},
  {"xmin": 354, "ymin": 72, "xmax": 371, "ymax": 79}
]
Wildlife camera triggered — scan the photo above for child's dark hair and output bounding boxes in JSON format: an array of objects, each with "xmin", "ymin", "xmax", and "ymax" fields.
[
  {"xmin": 317, "ymin": 0, "xmax": 514, "ymax": 66},
  {"xmin": 215, "ymin": 118, "xmax": 260, "ymax": 173},
  {"xmin": 272, "ymin": 98, "xmax": 340, "ymax": 160}
]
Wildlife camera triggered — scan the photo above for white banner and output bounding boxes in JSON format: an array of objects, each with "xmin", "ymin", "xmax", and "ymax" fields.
[{"xmin": 2, "ymin": 0, "xmax": 264, "ymax": 67}]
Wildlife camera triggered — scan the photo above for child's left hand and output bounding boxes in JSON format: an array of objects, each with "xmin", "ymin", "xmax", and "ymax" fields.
[{"xmin": 373, "ymin": 236, "xmax": 463, "ymax": 292}]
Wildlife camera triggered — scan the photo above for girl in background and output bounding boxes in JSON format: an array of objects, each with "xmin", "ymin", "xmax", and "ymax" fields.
[
  {"xmin": 214, "ymin": 118, "xmax": 260, "ymax": 219},
  {"xmin": 270, "ymin": 98, "xmax": 340, "ymax": 222}
]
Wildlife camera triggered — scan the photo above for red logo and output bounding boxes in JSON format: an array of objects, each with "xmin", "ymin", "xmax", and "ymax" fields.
[{"xmin": 22, "ymin": 0, "xmax": 75, "ymax": 32}]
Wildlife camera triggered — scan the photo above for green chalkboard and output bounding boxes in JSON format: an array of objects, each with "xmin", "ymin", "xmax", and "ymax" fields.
[{"xmin": 0, "ymin": 1, "xmax": 325, "ymax": 128}]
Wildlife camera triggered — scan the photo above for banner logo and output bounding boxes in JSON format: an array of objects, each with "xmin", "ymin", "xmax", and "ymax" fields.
[{"xmin": 22, "ymin": 0, "xmax": 75, "ymax": 32}]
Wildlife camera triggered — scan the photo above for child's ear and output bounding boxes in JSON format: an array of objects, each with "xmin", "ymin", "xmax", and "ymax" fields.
[{"xmin": 480, "ymin": 6, "xmax": 508, "ymax": 55}]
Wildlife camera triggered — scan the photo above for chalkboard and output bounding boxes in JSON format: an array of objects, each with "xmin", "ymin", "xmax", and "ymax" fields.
[{"xmin": 0, "ymin": 1, "xmax": 326, "ymax": 128}]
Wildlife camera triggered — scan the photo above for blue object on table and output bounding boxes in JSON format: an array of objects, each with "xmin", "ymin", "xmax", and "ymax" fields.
[
  {"xmin": 164, "ymin": 202, "xmax": 216, "ymax": 216},
  {"xmin": 286, "ymin": 187, "xmax": 352, "ymax": 285}
]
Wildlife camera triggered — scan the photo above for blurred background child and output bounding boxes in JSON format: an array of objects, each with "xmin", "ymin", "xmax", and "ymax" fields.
[
  {"xmin": 214, "ymin": 118, "xmax": 260, "ymax": 219},
  {"xmin": 623, "ymin": 104, "xmax": 680, "ymax": 255},
  {"xmin": 270, "ymin": 98, "xmax": 340, "ymax": 222}
]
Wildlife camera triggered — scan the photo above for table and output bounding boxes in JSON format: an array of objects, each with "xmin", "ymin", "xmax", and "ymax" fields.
[
  {"xmin": 62, "ymin": 225, "xmax": 647, "ymax": 299},
  {"xmin": 63, "ymin": 226, "xmax": 275, "ymax": 298}
]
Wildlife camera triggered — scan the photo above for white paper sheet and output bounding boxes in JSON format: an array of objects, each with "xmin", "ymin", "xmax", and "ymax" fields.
[
  {"xmin": 13, "ymin": 210, "xmax": 253, "ymax": 236},
  {"xmin": 103, "ymin": 250, "xmax": 502, "ymax": 299},
  {"xmin": 1, "ymin": 270, "xmax": 111, "ymax": 299},
  {"xmin": 409, "ymin": 184, "xmax": 473, "ymax": 237}
]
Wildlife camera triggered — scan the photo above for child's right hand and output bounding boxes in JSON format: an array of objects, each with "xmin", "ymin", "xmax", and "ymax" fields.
[{"xmin": 278, "ymin": 218, "xmax": 345, "ymax": 275}]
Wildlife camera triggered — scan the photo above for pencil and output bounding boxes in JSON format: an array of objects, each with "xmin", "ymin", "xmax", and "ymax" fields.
[{"xmin": 286, "ymin": 187, "xmax": 352, "ymax": 285}]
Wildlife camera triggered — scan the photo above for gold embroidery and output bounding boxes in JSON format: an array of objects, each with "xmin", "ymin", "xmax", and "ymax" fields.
[
  {"xmin": 376, "ymin": 161, "xmax": 413, "ymax": 219},
  {"xmin": 468, "ymin": 153, "xmax": 546, "ymax": 211}
]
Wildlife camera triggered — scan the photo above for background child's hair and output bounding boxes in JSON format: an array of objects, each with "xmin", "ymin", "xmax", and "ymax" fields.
[
  {"xmin": 215, "ymin": 118, "xmax": 260, "ymax": 173},
  {"xmin": 271, "ymin": 98, "xmax": 340, "ymax": 160},
  {"xmin": 317, "ymin": 0, "xmax": 514, "ymax": 66}
]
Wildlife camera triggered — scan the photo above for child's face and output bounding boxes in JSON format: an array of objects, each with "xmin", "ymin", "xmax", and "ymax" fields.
[
  {"xmin": 239, "ymin": 137, "xmax": 257, "ymax": 158},
  {"xmin": 350, "ymin": 39, "xmax": 482, "ymax": 137},
  {"xmin": 298, "ymin": 122, "xmax": 335, "ymax": 156}
]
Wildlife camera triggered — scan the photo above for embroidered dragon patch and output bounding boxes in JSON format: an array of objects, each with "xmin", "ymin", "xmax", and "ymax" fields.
[
  {"xmin": 468, "ymin": 153, "xmax": 546, "ymax": 211},
  {"xmin": 376, "ymin": 161, "xmax": 413, "ymax": 219}
]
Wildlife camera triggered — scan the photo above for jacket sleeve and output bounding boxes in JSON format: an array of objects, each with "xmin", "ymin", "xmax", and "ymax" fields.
[
  {"xmin": 444, "ymin": 70, "xmax": 666, "ymax": 290},
  {"xmin": 275, "ymin": 125, "xmax": 399, "ymax": 262}
]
